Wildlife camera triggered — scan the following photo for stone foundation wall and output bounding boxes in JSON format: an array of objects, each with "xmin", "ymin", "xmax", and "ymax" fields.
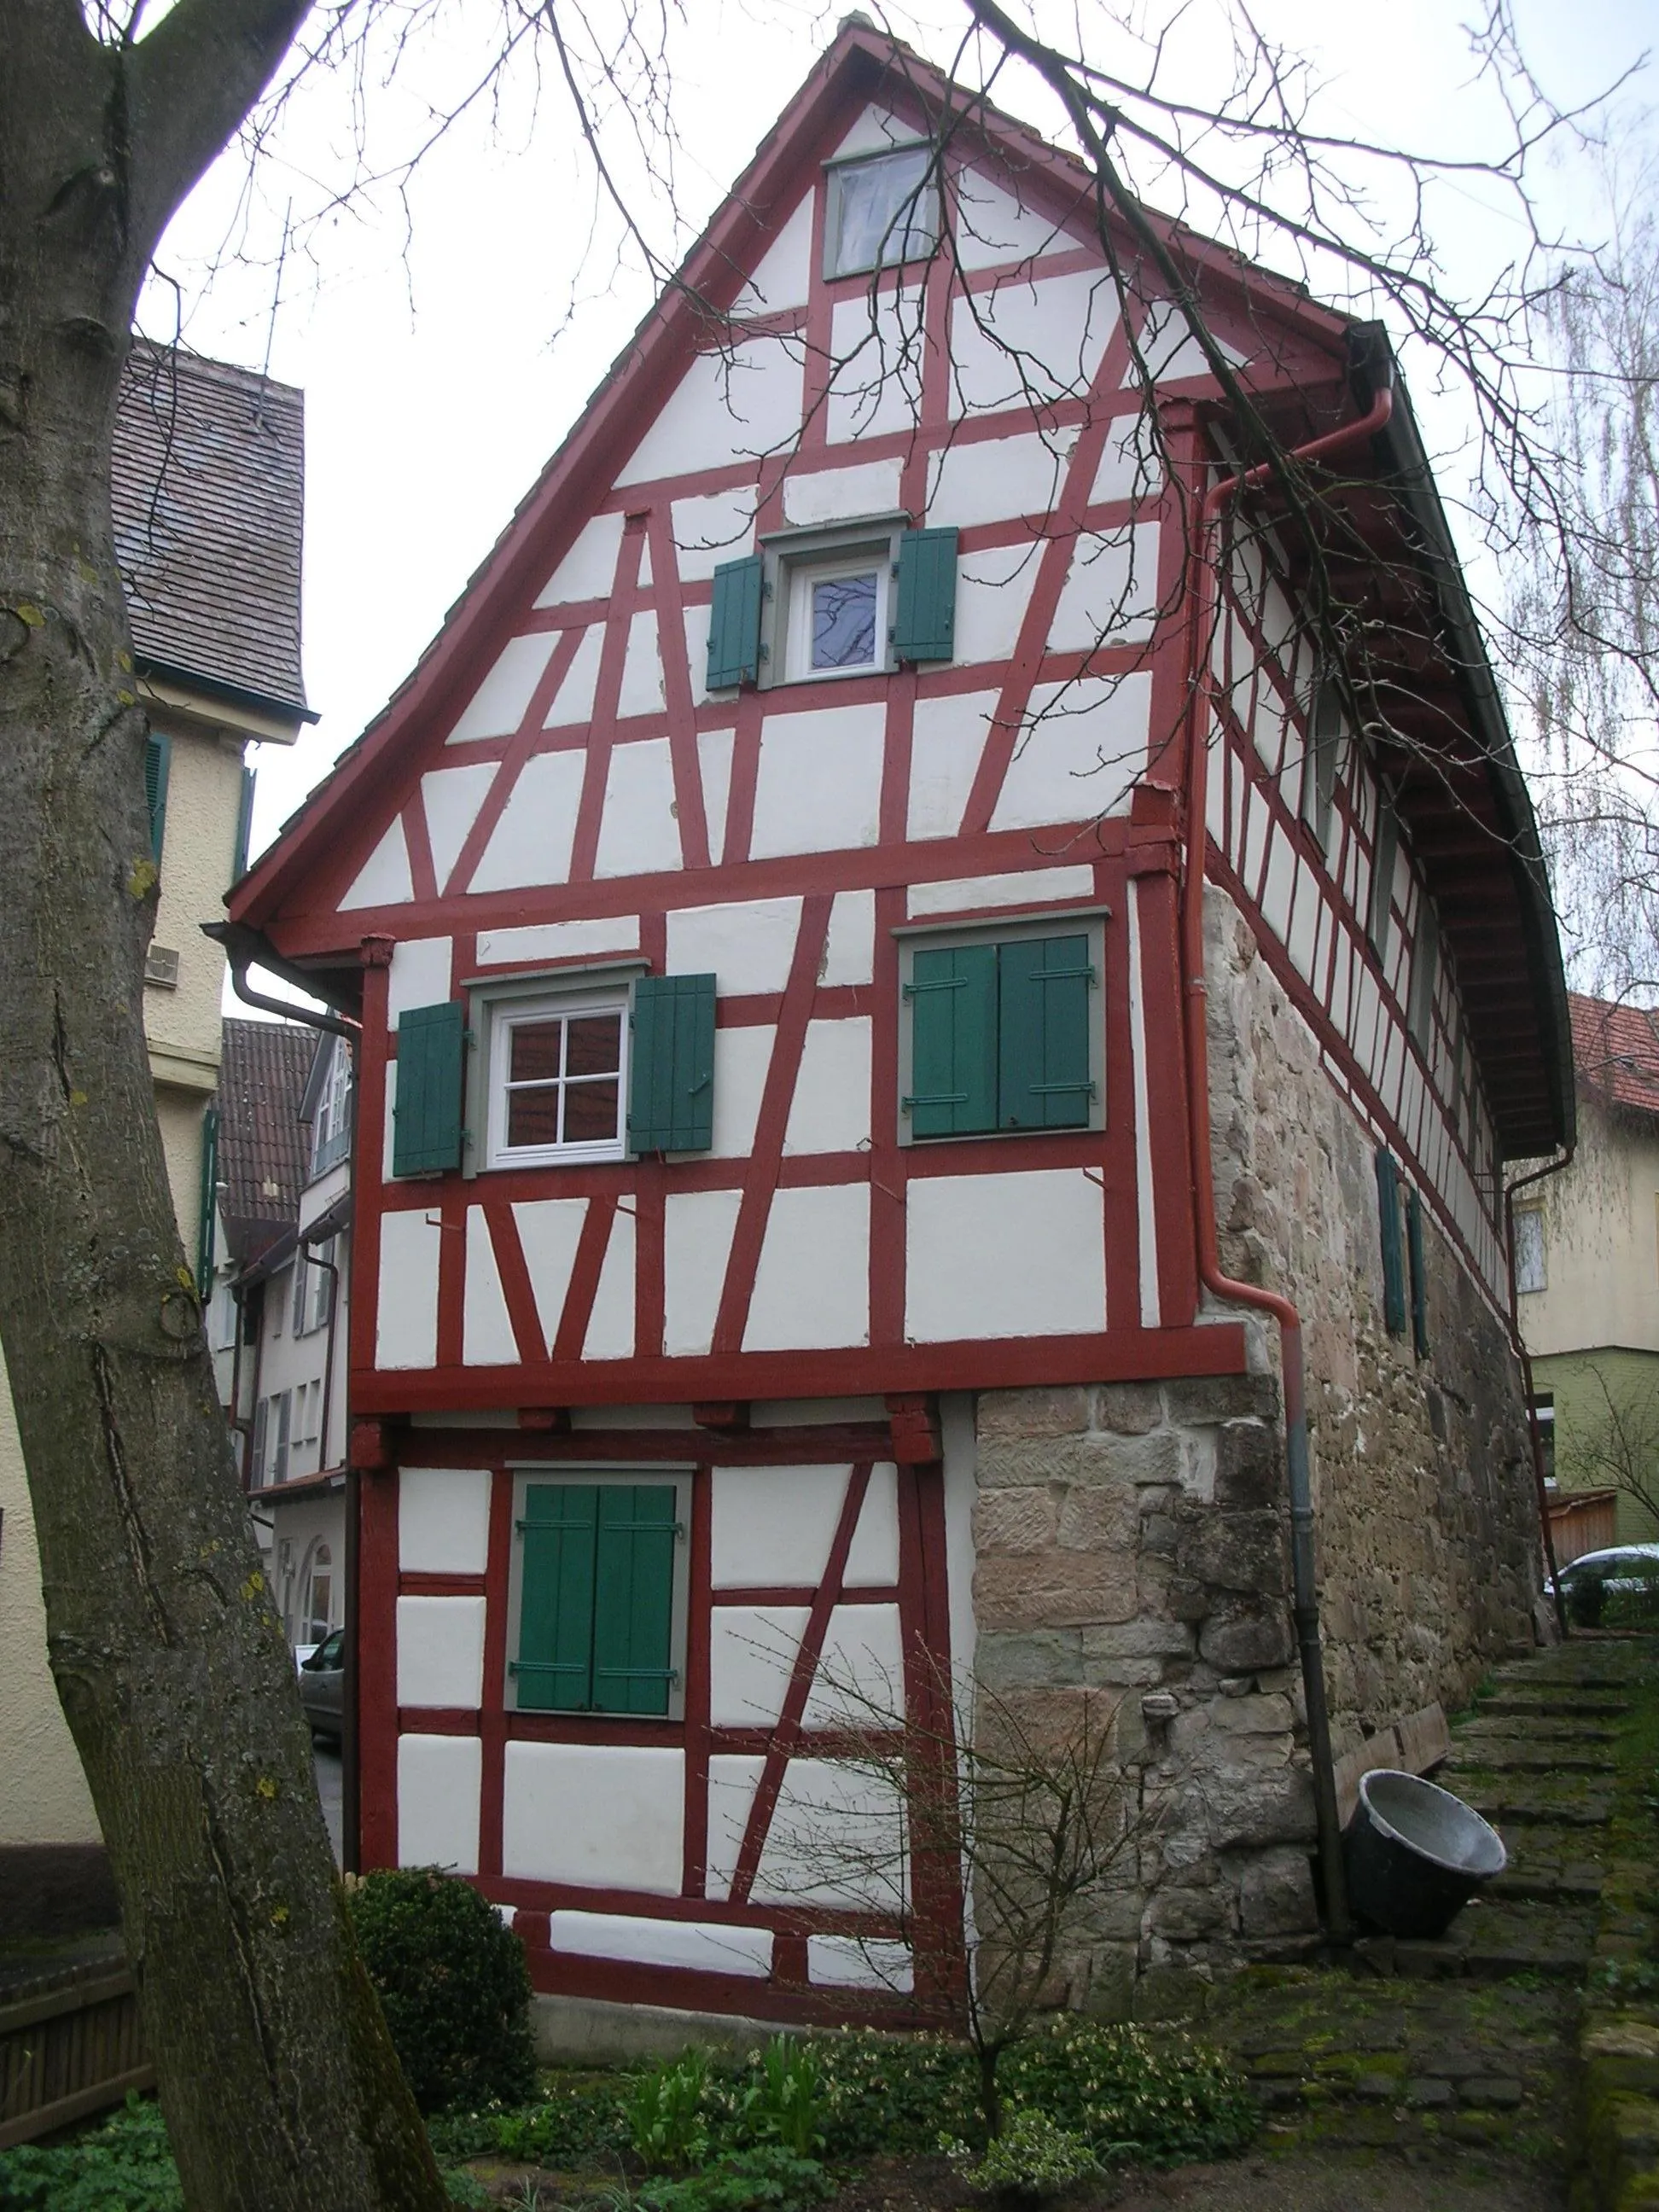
[{"xmin": 968, "ymin": 883, "xmax": 1544, "ymax": 2006}]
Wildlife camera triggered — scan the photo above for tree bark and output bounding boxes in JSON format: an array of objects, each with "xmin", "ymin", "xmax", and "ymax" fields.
[{"xmin": 0, "ymin": 3, "xmax": 447, "ymax": 2204}]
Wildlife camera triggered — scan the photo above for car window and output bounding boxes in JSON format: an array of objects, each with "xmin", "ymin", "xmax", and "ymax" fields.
[{"xmin": 306, "ymin": 1628, "xmax": 344, "ymax": 1669}]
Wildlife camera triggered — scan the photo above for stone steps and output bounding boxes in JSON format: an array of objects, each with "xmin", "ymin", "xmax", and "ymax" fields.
[{"xmin": 1443, "ymin": 1741, "xmax": 1615, "ymax": 1773}]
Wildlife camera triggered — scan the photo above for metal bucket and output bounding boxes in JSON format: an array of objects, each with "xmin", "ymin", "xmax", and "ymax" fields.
[{"xmin": 1344, "ymin": 1768, "xmax": 1507, "ymax": 1940}]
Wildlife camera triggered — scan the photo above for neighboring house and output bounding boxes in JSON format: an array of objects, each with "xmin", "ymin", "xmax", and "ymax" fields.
[
  {"xmin": 0, "ymin": 344, "xmax": 308, "ymax": 1933},
  {"xmin": 206, "ymin": 1016, "xmax": 353, "ymax": 1645},
  {"xmin": 1516, "ymin": 992, "xmax": 1659, "ymax": 1549},
  {"xmin": 226, "ymin": 24, "xmax": 1569, "ymax": 2028}
]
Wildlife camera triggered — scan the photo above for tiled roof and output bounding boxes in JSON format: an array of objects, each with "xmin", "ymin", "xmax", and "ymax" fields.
[
  {"xmin": 215, "ymin": 1018, "xmax": 317, "ymax": 1266},
  {"xmin": 113, "ymin": 341, "xmax": 308, "ymax": 719},
  {"xmin": 1569, "ymin": 992, "xmax": 1659, "ymax": 1120}
]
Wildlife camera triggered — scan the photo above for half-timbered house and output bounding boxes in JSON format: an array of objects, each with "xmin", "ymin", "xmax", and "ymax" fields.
[{"xmin": 225, "ymin": 20, "xmax": 1572, "ymax": 2030}]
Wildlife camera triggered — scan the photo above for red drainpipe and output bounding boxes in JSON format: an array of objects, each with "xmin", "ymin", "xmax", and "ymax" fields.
[{"xmin": 1179, "ymin": 378, "xmax": 1395, "ymax": 1941}]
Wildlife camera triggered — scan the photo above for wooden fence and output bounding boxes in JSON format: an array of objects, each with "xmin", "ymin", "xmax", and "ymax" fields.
[
  {"xmin": 0, "ymin": 1959, "xmax": 152, "ymax": 2150},
  {"xmin": 1547, "ymin": 1486, "xmax": 1620, "ymax": 1568}
]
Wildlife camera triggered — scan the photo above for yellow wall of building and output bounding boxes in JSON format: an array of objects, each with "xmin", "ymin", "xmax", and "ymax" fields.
[{"xmin": 1518, "ymin": 1091, "xmax": 1659, "ymax": 1359}]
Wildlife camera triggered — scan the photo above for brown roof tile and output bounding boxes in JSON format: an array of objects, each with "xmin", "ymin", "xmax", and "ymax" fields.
[
  {"xmin": 215, "ymin": 1017, "xmax": 317, "ymax": 1266},
  {"xmin": 113, "ymin": 341, "xmax": 308, "ymax": 719},
  {"xmin": 1569, "ymin": 992, "xmax": 1659, "ymax": 1120}
]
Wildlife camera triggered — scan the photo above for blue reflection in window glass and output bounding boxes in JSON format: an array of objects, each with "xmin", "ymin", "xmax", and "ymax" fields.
[{"xmin": 812, "ymin": 572, "xmax": 877, "ymax": 668}]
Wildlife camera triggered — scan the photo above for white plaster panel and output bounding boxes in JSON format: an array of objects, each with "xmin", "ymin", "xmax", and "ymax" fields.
[
  {"xmin": 908, "ymin": 693, "xmax": 996, "ymax": 841},
  {"xmin": 845, "ymin": 1461, "xmax": 900, "ymax": 1587},
  {"xmin": 421, "ymin": 765, "xmax": 496, "ymax": 894},
  {"xmin": 827, "ymin": 291, "xmax": 926, "ymax": 444},
  {"xmin": 399, "ymin": 1466, "xmax": 492, "ymax": 1575},
  {"xmin": 547, "ymin": 1910, "xmax": 773, "ymax": 1980},
  {"xmin": 501, "ymin": 1743, "xmax": 684, "ymax": 1892},
  {"xmin": 832, "ymin": 104, "xmax": 921, "ymax": 159},
  {"xmin": 375, "ymin": 1208, "xmax": 441, "ymax": 1370},
  {"xmin": 447, "ymin": 633, "xmax": 562, "ymax": 743},
  {"xmin": 543, "ymin": 625, "xmax": 604, "ymax": 729},
  {"xmin": 469, "ymin": 749, "xmax": 585, "ymax": 892},
  {"xmin": 926, "ymin": 428, "xmax": 1076, "ymax": 530},
  {"xmin": 949, "ymin": 270, "xmax": 1120, "ymax": 414},
  {"xmin": 952, "ymin": 167, "xmax": 1071, "ymax": 271},
  {"xmin": 584, "ymin": 1204, "xmax": 637, "ymax": 1361},
  {"xmin": 535, "ymin": 511, "xmax": 625, "ymax": 608},
  {"xmin": 750, "ymin": 703, "xmax": 885, "ymax": 859},
  {"xmin": 1091, "ymin": 410, "xmax": 1163, "ymax": 504},
  {"xmin": 1287, "ymin": 869, "xmax": 1320, "ymax": 983},
  {"xmin": 708, "ymin": 1604, "xmax": 810, "ymax": 1727},
  {"xmin": 476, "ymin": 916, "xmax": 640, "ymax": 966},
  {"xmin": 1127, "ymin": 883, "xmax": 1161, "ymax": 1330},
  {"xmin": 711, "ymin": 1026, "xmax": 773, "ymax": 1159},
  {"xmin": 396, "ymin": 1595, "xmax": 487, "ymax": 1709},
  {"xmin": 398, "ymin": 1734, "xmax": 481, "ymax": 1875},
  {"xmin": 989, "ymin": 672, "xmax": 1149, "ymax": 831},
  {"xmin": 821, "ymin": 889, "xmax": 876, "ymax": 986},
  {"xmin": 664, "ymin": 1189, "xmax": 743, "ymax": 1356},
  {"xmin": 732, "ymin": 191, "xmax": 815, "ymax": 316},
  {"xmin": 1261, "ymin": 824, "xmax": 1295, "ymax": 945},
  {"xmin": 782, "ymin": 457, "xmax": 904, "ymax": 527},
  {"xmin": 905, "ymin": 1169, "xmax": 1106, "ymax": 1342},
  {"xmin": 638, "ymin": 538, "xmax": 653, "ymax": 586},
  {"xmin": 697, "ymin": 725, "xmax": 736, "ymax": 860},
  {"xmin": 596, "ymin": 737, "xmax": 683, "ymax": 880},
  {"xmin": 463, "ymin": 1207, "xmax": 519, "ymax": 1367},
  {"xmin": 387, "ymin": 936, "xmax": 454, "ymax": 1026},
  {"xmin": 1132, "ymin": 300, "xmax": 1248, "ymax": 384},
  {"xmin": 381, "ymin": 1062, "xmax": 398, "ymax": 1183},
  {"xmin": 940, "ymin": 1394, "xmax": 979, "ymax": 1727},
  {"xmin": 618, "ymin": 611, "xmax": 667, "ymax": 720},
  {"xmin": 672, "ymin": 490, "xmax": 757, "ymax": 583},
  {"xmin": 340, "ymin": 818, "xmax": 413, "ymax": 911},
  {"xmin": 710, "ymin": 1463, "xmax": 851, "ymax": 1589},
  {"xmin": 704, "ymin": 1754, "xmax": 765, "ymax": 1901},
  {"xmin": 802, "ymin": 1602, "xmax": 905, "ymax": 1729},
  {"xmin": 667, "ymin": 896, "xmax": 802, "ymax": 994},
  {"xmin": 512, "ymin": 1197, "xmax": 589, "ymax": 1353},
  {"xmin": 954, "ymin": 541, "xmax": 1043, "ymax": 665},
  {"xmin": 906, "ymin": 864, "xmax": 1096, "ymax": 917},
  {"xmin": 783, "ymin": 1020, "xmax": 872, "ymax": 1155},
  {"xmin": 1048, "ymin": 522, "xmax": 1162, "ymax": 651},
  {"xmin": 684, "ymin": 603, "xmax": 715, "ymax": 711},
  {"xmin": 616, "ymin": 338, "xmax": 806, "ymax": 486},
  {"xmin": 808, "ymin": 1936, "xmax": 913, "ymax": 1993},
  {"xmin": 742, "ymin": 1184, "xmax": 870, "ymax": 1352},
  {"xmin": 751, "ymin": 1758, "xmax": 907, "ymax": 1910}
]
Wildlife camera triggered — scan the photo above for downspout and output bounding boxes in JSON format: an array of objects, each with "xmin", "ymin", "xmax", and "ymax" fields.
[
  {"xmin": 1179, "ymin": 377, "xmax": 1395, "ymax": 1942},
  {"xmin": 1504, "ymin": 1154, "xmax": 1576, "ymax": 1641}
]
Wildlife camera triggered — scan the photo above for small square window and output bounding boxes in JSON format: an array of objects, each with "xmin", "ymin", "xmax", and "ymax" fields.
[
  {"xmin": 826, "ymin": 146, "xmax": 939, "ymax": 278},
  {"xmin": 779, "ymin": 543, "xmax": 893, "ymax": 681},
  {"xmin": 506, "ymin": 1470, "xmax": 690, "ymax": 1718},
  {"xmin": 487, "ymin": 992, "xmax": 629, "ymax": 1168},
  {"xmin": 1515, "ymin": 1208, "xmax": 1546, "ymax": 1295}
]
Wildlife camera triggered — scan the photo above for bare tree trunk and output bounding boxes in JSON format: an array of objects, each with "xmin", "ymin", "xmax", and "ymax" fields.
[{"xmin": 0, "ymin": 6, "xmax": 446, "ymax": 2205}]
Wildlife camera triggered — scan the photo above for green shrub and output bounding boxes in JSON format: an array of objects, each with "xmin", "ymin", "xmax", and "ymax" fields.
[
  {"xmin": 944, "ymin": 2110, "xmax": 1100, "ymax": 2198},
  {"xmin": 347, "ymin": 1866, "xmax": 538, "ymax": 2113},
  {"xmin": 638, "ymin": 2148, "xmax": 833, "ymax": 2212},
  {"xmin": 998, "ymin": 2018, "xmax": 1257, "ymax": 2165},
  {"xmin": 800, "ymin": 2029, "xmax": 980, "ymax": 2156},
  {"xmin": 628, "ymin": 2051, "xmax": 713, "ymax": 2169},
  {"xmin": 0, "ymin": 2095, "xmax": 182, "ymax": 2212},
  {"xmin": 744, "ymin": 2039, "xmax": 824, "ymax": 2158}
]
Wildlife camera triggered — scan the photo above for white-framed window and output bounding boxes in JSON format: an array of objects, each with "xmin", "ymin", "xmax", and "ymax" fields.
[
  {"xmin": 311, "ymin": 1037, "xmax": 352, "ymax": 1179},
  {"xmin": 250, "ymin": 1397, "xmax": 269, "ymax": 1489},
  {"xmin": 824, "ymin": 144, "xmax": 939, "ymax": 278},
  {"xmin": 1514, "ymin": 1208, "xmax": 1546, "ymax": 1295},
  {"xmin": 304, "ymin": 1543, "xmax": 335, "ymax": 1643},
  {"xmin": 761, "ymin": 521, "xmax": 905, "ymax": 687},
  {"xmin": 486, "ymin": 987, "xmax": 631, "ymax": 1169},
  {"xmin": 267, "ymin": 1390, "xmax": 292, "ymax": 1485},
  {"xmin": 504, "ymin": 1467, "xmax": 691, "ymax": 1718},
  {"xmin": 294, "ymin": 1237, "xmax": 335, "ymax": 1335}
]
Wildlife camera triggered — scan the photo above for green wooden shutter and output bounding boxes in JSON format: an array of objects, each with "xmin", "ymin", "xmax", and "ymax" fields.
[
  {"xmin": 905, "ymin": 943, "xmax": 997, "ymax": 1138},
  {"xmin": 514, "ymin": 1484, "xmax": 599, "ymax": 1711},
  {"xmin": 1406, "ymin": 1185, "xmax": 1429, "ymax": 1359},
  {"xmin": 392, "ymin": 1001, "xmax": 466, "ymax": 1176},
  {"xmin": 627, "ymin": 974, "xmax": 716, "ymax": 1152},
  {"xmin": 706, "ymin": 556, "xmax": 764, "ymax": 688},
  {"xmin": 892, "ymin": 527, "xmax": 958, "ymax": 662},
  {"xmin": 591, "ymin": 1485, "xmax": 678, "ymax": 1715},
  {"xmin": 998, "ymin": 934, "xmax": 1095, "ymax": 1130},
  {"xmin": 144, "ymin": 731, "xmax": 171, "ymax": 866},
  {"xmin": 1376, "ymin": 1147, "xmax": 1406, "ymax": 1337},
  {"xmin": 231, "ymin": 765, "xmax": 257, "ymax": 882}
]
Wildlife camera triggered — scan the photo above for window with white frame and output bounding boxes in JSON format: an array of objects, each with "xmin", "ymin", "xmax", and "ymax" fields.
[
  {"xmin": 310, "ymin": 1037, "xmax": 352, "ymax": 1179},
  {"xmin": 294, "ymin": 1237, "xmax": 335, "ymax": 1335},
  {"xmin": 266, "ymin": 1390, "xmax": 292, "ymax": 1484},
  {"xmin": 1514, "ymin": 1208, "xmax": 1546, "ymax": 1295},
  {"xmin": 824, "ymin": 145, "xmax": 939, "ymax": 277},
  {"xmin": 486, "ymin": 988, "xmax": 630, "ymax": 1168},
  {"xmin": 304, "ymin": 1544, "xmax": 334, "ymax": 1643}
]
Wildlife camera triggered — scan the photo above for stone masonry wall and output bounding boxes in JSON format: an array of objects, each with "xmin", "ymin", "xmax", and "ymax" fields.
[{"xmin": 969, "ymin": 882, "xmax": 1544, "ymax": 2008}]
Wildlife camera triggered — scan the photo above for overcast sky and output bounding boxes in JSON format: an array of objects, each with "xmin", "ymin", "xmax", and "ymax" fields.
[{"xmin": 135, "ymin": 0, "xmax": 1656, "ymax": 923}]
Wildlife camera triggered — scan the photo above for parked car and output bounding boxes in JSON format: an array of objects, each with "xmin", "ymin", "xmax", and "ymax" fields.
[
  {"xmin": 299, "ymin": 1627, "xmax": 345, "ymax": 1742},
  {"xmin": 1551, "ymin": 1544, "xmax": 1659, "ymax": 1628}
]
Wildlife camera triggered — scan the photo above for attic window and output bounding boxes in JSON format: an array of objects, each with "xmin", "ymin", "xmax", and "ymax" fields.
[{"xmin": 825, "ymin": 146, "xmax": 939, "ymax": 278}]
